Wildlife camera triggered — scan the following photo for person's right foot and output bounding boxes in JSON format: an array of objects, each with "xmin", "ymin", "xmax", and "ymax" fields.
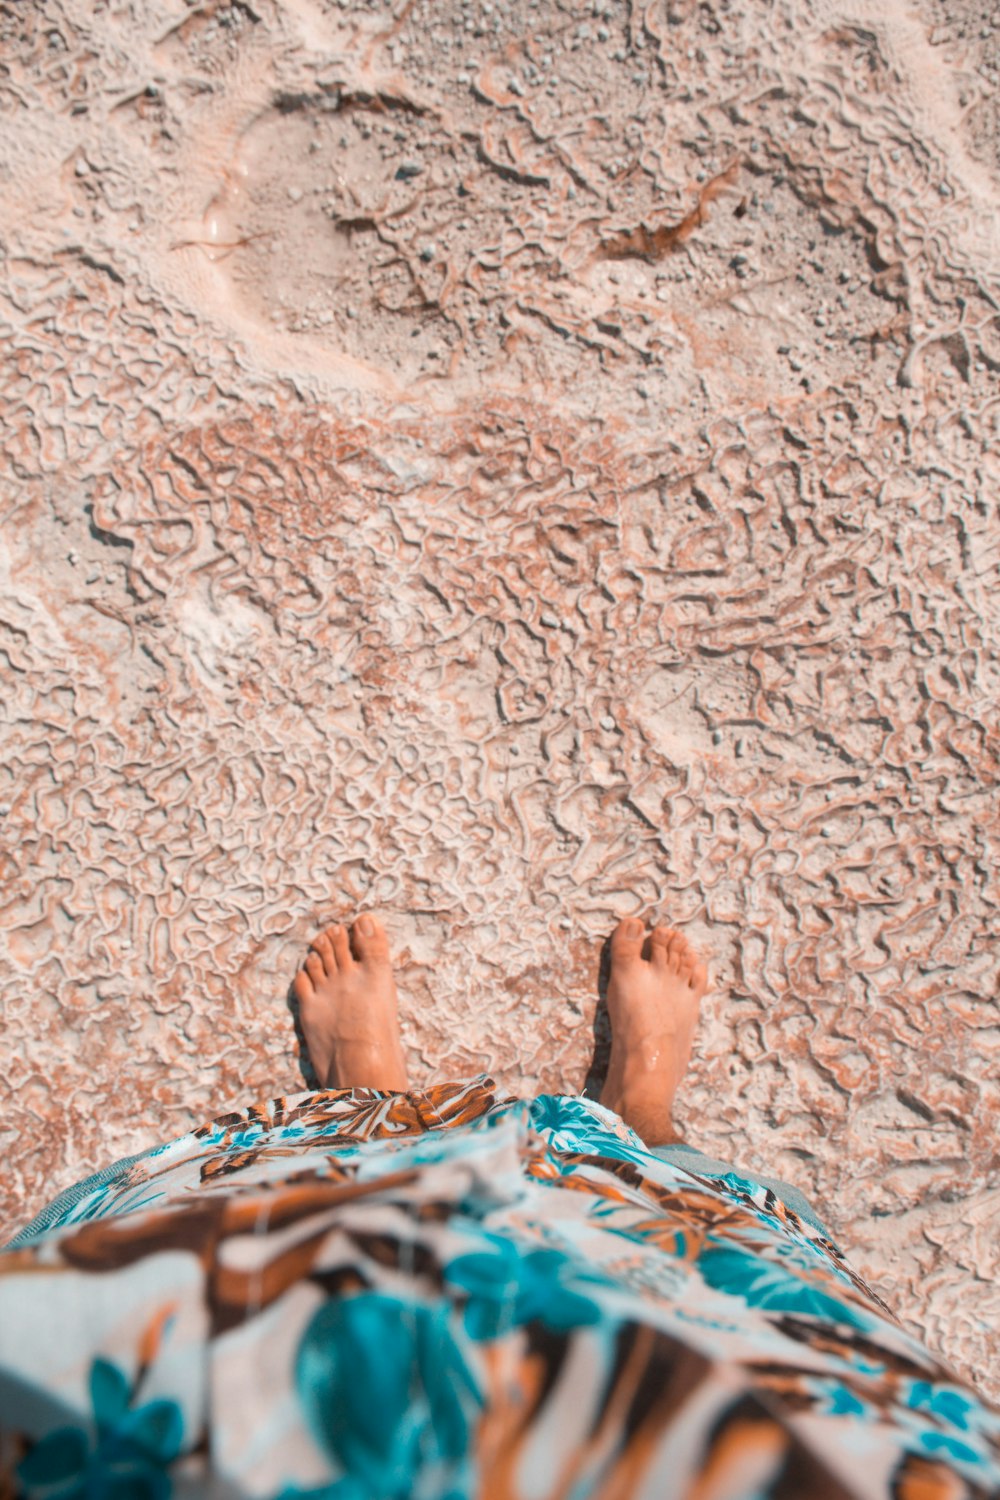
[
  {"xmin": 293, "ymin": 914, "xmax": 409, "ymax": 1091},
  {"xmin": 599, "ymin": 918, "xmax": 710, "ymax": 1146}
]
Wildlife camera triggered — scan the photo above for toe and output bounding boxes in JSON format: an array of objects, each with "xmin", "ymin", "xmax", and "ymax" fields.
[
  {"xmin": 351, "ymin": 913, "xmax": 390, "ymax": 965},
  {"xmin": 310, "ymin": 930, "xmax": 336, "ymax": 975},
  {"xmin": 689, "ymin": 960, "xmax": 710, "ymax": 992},
  {"xmin": 651, "ymin": 928, "xmax": 681, "ymax": 970},
  {"xmin": 293, "ymin": 969, "xmax": 314, "ymax": 1004},
  {"xmin": 330, "ymin": 925, "xmax": 353, "ymax": 969},
  {"xmin": 649, "ymin": 926, "xmax": 671, "ymax": 968},
  {"xmin": 666, "ymin": 931, "xmax": 689, "ymax": 969},
  {"xmin": 304, "ymin": 953, "xmax": 325, "ymax": 986},
  {"xmin": 610, "ymin": 916, "xmax": 645, "ymax": 965},
  {"xmin": 672, "ymin": 930, "xmax": 692, "ymax": 961}
]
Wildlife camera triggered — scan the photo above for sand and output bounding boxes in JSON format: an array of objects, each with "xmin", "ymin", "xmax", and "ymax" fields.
[{"xmin": 1, "ymin": 0, "xmax": 998, "ymax": 1399}]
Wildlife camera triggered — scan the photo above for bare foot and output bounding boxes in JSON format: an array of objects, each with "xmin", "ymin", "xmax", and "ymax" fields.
[
  {"xmin": 599, "ymin": 918, "xmax": 710, "ymax": 1146},
  {"xmin": 292, "ymin": 914, "xmax": 409, "ymax": 1091}
]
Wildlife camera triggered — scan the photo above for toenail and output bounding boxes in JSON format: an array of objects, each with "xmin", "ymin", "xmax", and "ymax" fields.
[
  {"xmin": 624, "ymin": 918, "xmax": 643, "ymax": 937},
  {"xmin": 358, "ymin": 915, "xmax": 375, "ymax": 936}
]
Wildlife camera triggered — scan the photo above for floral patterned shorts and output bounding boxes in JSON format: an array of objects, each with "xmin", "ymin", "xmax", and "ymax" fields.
[{"xmin": 2, "ymin": 1076, "xmax": 998, "ymax": 1498}]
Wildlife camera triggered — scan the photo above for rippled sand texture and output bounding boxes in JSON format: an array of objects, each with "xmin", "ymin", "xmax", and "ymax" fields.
[{"xmin": 2, "ymin": 0, "xmax": 999, "ymax": 1396}]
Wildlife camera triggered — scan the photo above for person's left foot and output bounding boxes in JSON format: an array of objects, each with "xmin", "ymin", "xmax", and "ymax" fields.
[{"xmin": 293, "ymin": 915, "xmax": 409, "ymax": 1090}]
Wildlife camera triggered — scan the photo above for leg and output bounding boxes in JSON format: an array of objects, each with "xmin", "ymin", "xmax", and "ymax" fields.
[
  {"xmin": 599, "ymin": 918, "xmax": 710, "ymax": 1146},
  {"xmin": 293, "ymin": 914, "xmax": 409, "ymax": 1090}
]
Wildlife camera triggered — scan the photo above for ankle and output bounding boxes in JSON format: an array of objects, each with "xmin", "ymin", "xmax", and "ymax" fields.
[
  {"xmin": 324, "ymin": 1040, "xmax": 408, "ymax": 1091},
  {"xmin": 600, "ymin": 1078, "xmax": 678, "ymax": 1147},
  {"xmin": 605, "ymin": 1035, "xmax": 681, "ymax": 1100}
]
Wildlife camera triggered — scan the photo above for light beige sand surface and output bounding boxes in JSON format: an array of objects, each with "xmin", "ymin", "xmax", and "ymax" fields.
[{"xmin": 1, "ymin": 0, "xmax": 999, "ymax": 1399}]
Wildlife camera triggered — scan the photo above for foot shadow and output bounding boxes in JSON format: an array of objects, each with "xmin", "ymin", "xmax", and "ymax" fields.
[
  {"xmin": 580, "ymin": 933, "xmax": 614, "ymax": 1101},
  {"xmin": 285, "ymin": 982, "xmax": 323, "ymax": 1092}
]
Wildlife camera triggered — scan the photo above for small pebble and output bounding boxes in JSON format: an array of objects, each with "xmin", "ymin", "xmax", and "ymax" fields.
[
  {"xmin": 75, "ymin": 157, "xmax": 90, "ymax": 176},
  {"xmin": 510, "ymin": 744, "xmax": 520, "ymax": 756},
  {"xmin": 820, "ymin": 826, "xmax": 833, "ymax": 838},
  {"xmin": 288, "ymin": 186, "xmax": 303, "ymax": 203},
  {"xmin": 420, "ymin": 243, "xmax": 436, "ymax": 262},
  {"xmin": 712, "ymin": 730, "xmax": 723, "ymax": 745},
  {"xmin": 540, "ymin": 612, "xmax": 559, "ymax": 627},
  {"xmin": 600, "ymin": 715, "xmax": 616, "ymax": 730},
  {"xmin": 395, "ymin": 161, "xmax": 422, "ymax": 180}
]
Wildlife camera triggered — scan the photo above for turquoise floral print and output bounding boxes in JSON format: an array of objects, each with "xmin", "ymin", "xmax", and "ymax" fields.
[
  {"xmin": 695, "ymin": 1243, "xmax": 875, "ymax": 1330},
  {"xmin": 808, "ymin": 1378, "xmax": 869, "ymax": 1418},
  {"xmin": 4, "ymin": 1076, "xmax": 999, "ymax": 1498},
  {"xmin": 292, "ymin": 1292, "xmax": 483, "ymax": 1500},
  {"xmin": 905, "ymin": 1380, "xmax": 978, "ymax": 1431},
  {"xmin": 528, "ymin": 1095, "xmax": 646, "ymax": 1163},
  {"xmin": 897, "ymin": 1381, "xmax": 999, "ymax": 1475},
  {"xmin": 16, "ymin": 1356, "xmax": 183, "ymax": 1500},
  {"xmin": 444, "ymin": 1231, "xmax": 615, "ymax": 1340}
]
